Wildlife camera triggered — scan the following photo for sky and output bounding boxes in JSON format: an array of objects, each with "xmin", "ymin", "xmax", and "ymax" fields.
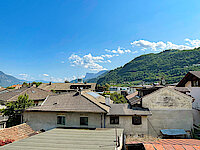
[{"xmin": 1, "ymin": 0, "xmax": 200, "ymax": 82}]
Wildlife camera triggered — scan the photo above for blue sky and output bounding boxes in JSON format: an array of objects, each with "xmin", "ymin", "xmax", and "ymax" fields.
[{"xmin": 1, "ymin": 0, "xmax": 200, "ymax": 82}]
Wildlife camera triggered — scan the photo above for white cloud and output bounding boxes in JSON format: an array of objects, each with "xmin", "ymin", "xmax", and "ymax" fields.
[
  {"xmin": 131, "ymin": 39, "xmax": 200, "ymax": 52},
  {"xmin": 18, "ymin": 73, "xmax": 34, "ymax": 81},
  {"xmin": 185, "ymin": 38, "xmax": 200, "ymax": 48},
  {"xmin": 101, "ymin": 54, "xmax": 114, "ymax": 58},
  {"xmin": 105, "ymin": 46, "xmax": 132, "ymax": 54},
  {"xmin": 69, "ymin": 53, "xmax": 107, "ymax": 71},
  {"xmin": 61, "ymin": 61, "xmax": 65, "ymax": 63},
  {"xmin": 49, "ymin": 77, "xmax": 70, "ymax": 82},
  {"xmin": 43, "ymin": 74, "xmax": 49, "ymax": 77},
  {"xmin": 19, "ymin": 73, "xmax": 28, "ymax": 77}
]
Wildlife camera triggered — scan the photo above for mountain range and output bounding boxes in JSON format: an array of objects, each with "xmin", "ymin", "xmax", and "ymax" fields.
[
  {"xmin": 96, "ymin": 48, "xmax": 200, "ymax": 85},
  {"xmin": 0, "ymin": 71, "xmax": 22, "ymax": 87},
  {"xmin": 70, "ymin": 70, "xmax": 108, "ymax": 83},
  {"xmin": 1, "ymin": 47, "xmax": 200, "ymax": 87}
]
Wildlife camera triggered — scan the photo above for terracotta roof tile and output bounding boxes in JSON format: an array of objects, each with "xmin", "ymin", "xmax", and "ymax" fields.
[
  {"xmin": 173, "ymin": 145, "xmax": 185, "ymax": 150},
  {"xmin": 0, "ymin": 123, "xmax": 36, "ymax": 142},
  {"xmin": 126, "ymin": 139, "xmax": 200, "ymax": 150},
  {"xmin": 163, "ymin": 144, "xmax": 175, "ymax": 150},
  {"xmin": 126, "ymin": 91, "xmax": 138, "ymax": 100},
  {"xmin": 144, "ymin": 144, "xmax": 155, "ymax": 150},
  {"xmin": 153, "ymin": 144, "xmax": 165, "ymax": 150},
  {"xmin": 193, "ymin": 145, "xmax": 200, "ymax": 149}
]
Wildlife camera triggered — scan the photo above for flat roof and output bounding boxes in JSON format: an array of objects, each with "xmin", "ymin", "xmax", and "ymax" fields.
[{"xmin": 1, "ymin": 128, "xmax": 124, "ymax": 150}]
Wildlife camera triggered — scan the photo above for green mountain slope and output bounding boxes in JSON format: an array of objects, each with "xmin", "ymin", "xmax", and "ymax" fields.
[{"xmin": 97, "ymin": 48, "xmax": 200, "ymax": 85}]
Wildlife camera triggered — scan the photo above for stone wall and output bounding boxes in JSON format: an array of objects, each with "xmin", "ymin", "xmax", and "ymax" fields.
[{"xmin": 142, "ymin": 87, "xmax": 193, "ymax": 137}]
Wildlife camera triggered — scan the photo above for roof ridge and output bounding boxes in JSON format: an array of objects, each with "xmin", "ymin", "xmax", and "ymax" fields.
[{"xmin": 81, "ymin": 94, "xmax": 107, "ymax": 113}]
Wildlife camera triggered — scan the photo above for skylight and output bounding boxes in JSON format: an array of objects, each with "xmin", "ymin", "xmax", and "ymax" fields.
[{"xmin": 87, "ymin": 92, "xmax": 100, "ymax": 98}]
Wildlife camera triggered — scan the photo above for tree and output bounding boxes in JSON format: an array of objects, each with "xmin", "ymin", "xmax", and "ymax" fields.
[
  {"xmin": 103, "ymin": 92, "xmax": 127, "ymax": 104},
  {"xmin": 104, "ymin": 83, "xmax": 110, "ymax": 91},
  {"xmin": 1, "ymin": 94, "xmax": 34, "ymax": 127},
  {"xmin": 32, "ymin": 81, "xmax": 42, "ymax": 87}
]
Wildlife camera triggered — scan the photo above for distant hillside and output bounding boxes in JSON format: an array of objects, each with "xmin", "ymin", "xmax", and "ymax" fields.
[
  {"xmin": 0, "ymin": 71, "xmax": 22, "ymax": 87},
  {"xmin": 70, "ymin": 70, "xmax": 108, "ymax": 83},
  {"xmin": 84, "ymin": 70, "xmax": 107, "ymax": 80},
  {"xmin": 97, "ymin": 48, "xmax": 200, "ymax": 85}
]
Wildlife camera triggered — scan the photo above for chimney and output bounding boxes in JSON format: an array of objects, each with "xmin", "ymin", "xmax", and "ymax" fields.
[
  {"xmin": 105, "ymin": 95, "xmax": 111, "ymax": 106},
  {"xmin": 49, "ymin": 82, "xmax": 52, "ymax": 85}
]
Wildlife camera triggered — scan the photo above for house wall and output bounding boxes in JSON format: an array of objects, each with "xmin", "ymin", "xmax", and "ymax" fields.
[
  {"xmin": 193, "ymin": 109, "xmax": 200, "ymax": 126},
  {"xmin": 185, "ymin": 81, "xmax": 200, "ymax": 109},
  {"xmin": 142, "ymin": 87, "xmax": 193, "ymax": 137},
  {"xmin": 23, "ymin": 111, "xmax": 103, "ymax": 131},
  {"xmin": 105, "ymin": 115, "xmax": 148, "ymax": 135},
  {"xmin": 147, "ymin": 110, "xmax": 193, "ymax": 137}
]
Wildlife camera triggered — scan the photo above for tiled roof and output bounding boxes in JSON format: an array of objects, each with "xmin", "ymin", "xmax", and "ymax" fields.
[
  {"xmin": 107, "ymin": 104, "xmax": 151, "ymax": 116},
  {"xmin": 81, "ymin": 90, "xmax": 110, "ymax": 112},
  {"xmin": 26, "ymin": 91, "xmax": 108, "ymax": 113},
  {"xmin": 177, "ymin": 71, "xmax": 200, "ymax": 87},
  {"xmin": 126, "ymin": 139, "xmax": 200, "ymax": 150},
  {"xmin": 0, "ymin": 123, "xmax": 36, "ymax": 141},
  {"xmin": 126, "ymin": 91, "xmax": 138, "ymax": 100},
  {"xmin": 38, "ymin": 83, "xmax": 96, "ymax": 91},
  {"xmin": 174, "ymin": 87, "xmax": 191, "ymax": 93},
  {"xmin": 190, "ymin": 71, "xmax": 200, "ymax": 79},
  {"xmin": 0, "ymin": 87, "xmax": 56, "ymax": 102}
]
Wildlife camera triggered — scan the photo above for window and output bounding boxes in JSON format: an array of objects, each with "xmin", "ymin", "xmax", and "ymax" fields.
[
  {"xmin": 132, "ymin": 116, "xmax": 142, "ymax": 125},
  {"xmin": 110, "ymin": 116, "xmax": 119, "ymax": 124},
  {"xmin": 80, "ymin": 117, "xmax": 88, "ymax": 126},
  {"xmin": 192, "ymin": 80, "xmax": 199, "ymax": 87},
  {"xmin": 57, "ymin": 116, "xmax": 65, "ymax": 125}
]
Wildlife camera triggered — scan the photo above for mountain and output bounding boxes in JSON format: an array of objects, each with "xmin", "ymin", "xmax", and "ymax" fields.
[
  {"xmin": 70, "ymin": 70, "xmax": 108, "ymax": 83},
  {"xmin": 84, "ymin": 70, "xmax": 108, "ymax": 80},
  {"xmin": 97, "ymin": 48, "xmax": 200, "ymax": 85},
  {"xmin": 0, "ymin": 71, "xmax": 22, "ymax": 87}
]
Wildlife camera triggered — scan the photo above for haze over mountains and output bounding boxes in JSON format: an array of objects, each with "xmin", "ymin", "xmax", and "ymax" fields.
[{"xmin": 0, "ymin": 71, "xmax": 22, "ymax": 87}]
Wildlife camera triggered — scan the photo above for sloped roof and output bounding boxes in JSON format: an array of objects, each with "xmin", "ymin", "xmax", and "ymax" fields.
[
  {"xmin": 107, "ymin": 104, "xmax": 151, "ymax": 116},
  {"xmin": 0, "ymin": 123, "xmax": 36, "ymax": 141},
  {"xmin": 190, "ymin": 71, "xmax": 200, "ymax": 78},
  {"xmin": 128, "ymin": 97, "xmax": 142, "ymax": 106},
  {"xmin": 0, "ymin": 87, "xmax": 56, "ymax": 102},
  {"xmin": 26, "ymin": 92, "xmax": 107, "ymax": 113},
  {"xmin": 177, "ymin": 71, "xmax": 200, "ymax": 87},
  {"xmin": 81, "ymin": 90, "xmax": 110, "ymax": 112},
  {"xmin": 174, "ymin": 87, "xmax": 191, "ymax": 93},
  {"xmin": 38, "ymin": 83, "xmax": 96, "ymax": 91},
  {"xmin": 126, "ymin": 139, "xmax": 200, "ymax": 150},
  {"xmin": 126, "ymin": 91, "xmax": 138, "ymax": 100}
]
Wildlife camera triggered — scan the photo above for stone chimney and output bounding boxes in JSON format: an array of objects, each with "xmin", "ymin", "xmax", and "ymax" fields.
[
  {"xmin": 105, "ymin": 95, "xmax": 111, "ymax": 106},
  {"xmin": 49, "ymin": 82, "xmax": 52, "ymax": 85}
]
